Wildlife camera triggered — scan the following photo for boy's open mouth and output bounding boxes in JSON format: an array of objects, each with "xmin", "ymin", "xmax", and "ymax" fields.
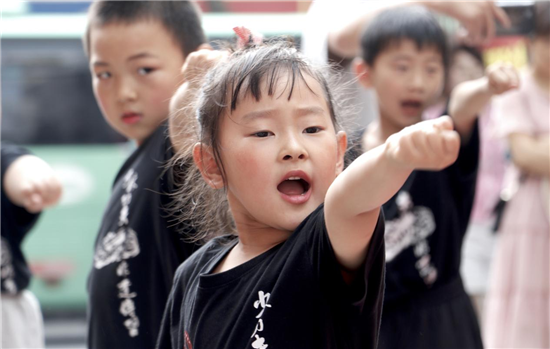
[
  {"xmin": 400, "ymin": 100, "xmax": 423, "ymax": 116},
  {"xmin": 277, "ymin": 177, "xmax": 311, "ymax": 196}
]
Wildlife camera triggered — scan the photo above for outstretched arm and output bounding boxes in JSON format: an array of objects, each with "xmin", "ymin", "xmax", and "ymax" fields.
[
  {"xmin": 325, "ymin": 116, "xmax": 460, "ymax": 273},
  {"xmin": 328, "ymin": 1, "xmax": 510, "ymax": 59},
  {"xmin": 449, "ymin": 62, "xmax": 519, "ymax": 138}
]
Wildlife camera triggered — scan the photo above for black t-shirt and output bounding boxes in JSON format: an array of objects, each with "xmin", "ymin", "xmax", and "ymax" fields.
[
  {"xmin": 382, "ymin": 122, "xmax": 480, "ymax": 303},
  {"xmin": 87, "ymin": 123, "xmax": 199, "ymax": 349},
  {"xmin": 157, "ymin": 204, "xmax": 385, "ymax": 349},
  {"xmin": 1, "ymin": 143, "xmax": 41, "ymax": 294}
]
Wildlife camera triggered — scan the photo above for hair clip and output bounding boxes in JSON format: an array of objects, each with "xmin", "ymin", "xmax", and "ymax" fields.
[{"xmin": 233, "ymin": 26, "xmax": 263, "ymax": 49}]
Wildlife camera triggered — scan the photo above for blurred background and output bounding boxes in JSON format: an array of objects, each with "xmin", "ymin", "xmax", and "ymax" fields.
[
  {"xmin": 1, "ymin": 1, "xmax": 532, "ymax": 347},
  {"xmin": 1, "ymin": 1, "xmax": 310, "ymax": 347}
]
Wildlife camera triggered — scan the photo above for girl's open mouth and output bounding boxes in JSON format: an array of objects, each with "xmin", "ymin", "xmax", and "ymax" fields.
[{"xmin": 277, "ymin": 173, "xmax": 312, "ymax": 205}]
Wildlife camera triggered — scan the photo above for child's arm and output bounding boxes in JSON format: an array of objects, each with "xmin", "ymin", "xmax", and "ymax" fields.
[
  {"xmin": 449, "ymin": 62, "xmax": 519, "ymax": 138},
  {"xmin": 169, "ymin": 47, "xmax": 228, "ymax": 153},
  {"xmin": 3, "ymin": 155, "xmax": 62, "ymax": 213},
  {"xmin": 509, "ymin": 134, "xmax": 550, "ymax": 177},
  {"xmin": 328, "ymin": 1, "xmax": 510, "ymax": 59},
  {"xmin": 325, "ymin": 116, "xmax": 460, "ymax": 273}
]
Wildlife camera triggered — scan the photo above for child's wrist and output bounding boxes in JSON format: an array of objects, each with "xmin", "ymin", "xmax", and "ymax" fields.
[{"xmin": 383, "ymin": 136, "xmax": 416, "ymax": 172}]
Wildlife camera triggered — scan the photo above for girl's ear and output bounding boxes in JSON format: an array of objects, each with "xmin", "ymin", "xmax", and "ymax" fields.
[
  {"xmin": 335, "ymin": 131, "xmax": 348, "ymax": 176},
  {"xmin": 353, "ymin": 57, "xmax": 373, "ymax": 89},
  {"xmin": 193, "ymin": 143, "xmax": 224, "ymax": 189}
]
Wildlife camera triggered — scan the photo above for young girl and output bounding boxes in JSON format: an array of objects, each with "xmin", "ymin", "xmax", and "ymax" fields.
[
  {"xmin": 484, "ymin": 2, "xmax": 550, "ymax": 348},
  {"xmin": 157, "ymin": 40, "xmax": 461, "ymax": 349}
]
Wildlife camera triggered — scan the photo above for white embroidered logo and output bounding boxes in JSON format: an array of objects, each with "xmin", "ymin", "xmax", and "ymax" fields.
[
  {"xmin": 250, "ymin": 290, "xmax": 272, "ymax": 348},
  {"xmin": 1, "ymin": 237, "xmax": 17, "ymax": 294},
  {"xmin": 385, "ymin": 191, "xmax": 438, "ymax": 285},
  {"xmin": 93, "ymin": 168, "xmax": 141, "ymax": 337}
]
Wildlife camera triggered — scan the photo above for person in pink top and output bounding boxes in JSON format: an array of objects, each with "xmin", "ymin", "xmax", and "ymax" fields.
[{"xmin": 483, "ymin": 2, "xmax": 550, "ymax": 348}]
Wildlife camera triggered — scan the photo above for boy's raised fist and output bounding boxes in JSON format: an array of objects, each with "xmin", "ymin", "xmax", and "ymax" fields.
[{"xmin": 486, "ymin": 62, "xmax": 520, "ymax": 95}]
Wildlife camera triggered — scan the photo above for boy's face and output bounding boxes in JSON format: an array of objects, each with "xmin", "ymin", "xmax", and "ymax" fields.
[
  {"xmin": 89, "ymin": 20, "xmax": 186, "ymax": 144},
  {"xmin": 356, "ymin": 39, "xmax": 445, "ymax": 130}
]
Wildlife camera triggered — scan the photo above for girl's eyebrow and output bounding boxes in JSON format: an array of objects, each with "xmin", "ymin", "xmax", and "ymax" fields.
[
  {"xmin": 240, "ymin": 109, "xmax": 278, "ymax": 123},
  {"xmin": 295, "ymin": 106, "xmax": 326, "ymax": 117},
  {"xmin": 240, "ymin": 106, "xmax": 327, "ymax": 123}
]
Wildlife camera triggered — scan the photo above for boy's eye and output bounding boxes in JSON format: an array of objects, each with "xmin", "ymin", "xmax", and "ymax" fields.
[
  {"xmin": 304, "ymin": 126, "xmax": 322, "ymax": 134},
  {"xmin": 137, "ymin": 67, "xmax": 154, "ymax": 75},
  {"xmin": 426, "ymin": 66, "xmax": 440, "ymax": 74},
  {"xmin": 396, "ymin": 65, "xmax": 408, "ymax": 72},
  {"xmin": 252, "ymin": 131, "xmax": 273, "ymax": 138},
  {"xmin": 96, "ymin": 71, "xmax": 111, "ymax": 80}
]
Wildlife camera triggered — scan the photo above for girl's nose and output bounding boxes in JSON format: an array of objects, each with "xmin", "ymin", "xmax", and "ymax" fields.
[{"xmin": 280, "ymin": 135, "xmax": 308, "ymax": 161}]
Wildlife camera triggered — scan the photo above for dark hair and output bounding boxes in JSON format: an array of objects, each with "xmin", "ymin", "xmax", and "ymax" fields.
[
  {"xmin": 452, "ymin": 44, "xmax": 484, "ymax": 67},
  {"xmin": 534, "ymin": 1, "xmax": 550, "ymax": 38},
  {"xmin": 360, "ymin": 6, "xmax": 449, "ymax": 69},
  {"xmin": 169, "ymin": 39, "xmax": 351, "ymax": 241},
  {"xmin": 83, "ymin": 1, "xmax": 206, "ymax": 58}
]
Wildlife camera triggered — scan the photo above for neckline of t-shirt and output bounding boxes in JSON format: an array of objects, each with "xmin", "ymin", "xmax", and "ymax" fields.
[{"xmin": 198, "ymin": 237, "xmax": 283, "ymax": 289}]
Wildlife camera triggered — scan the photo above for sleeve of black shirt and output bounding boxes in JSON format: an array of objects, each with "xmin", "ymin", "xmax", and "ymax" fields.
[
  {"xmin": 1, "ymin": 142, "xmax": 41, "ymax": 239},
  {"xmin": 305, "ymin": 205, "xmax": 386, "ymax": 348}
]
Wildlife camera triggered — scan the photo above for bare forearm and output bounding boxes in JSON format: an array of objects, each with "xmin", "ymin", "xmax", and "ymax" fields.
[
  {"xmin": 326, "ymin": 144, "xmax": 411, "ymax": 218},
  {"xmin": 510, "ymin": 134, "xmax": 550, "ymax": 177},
  {"xmin": 449, "ymin": 77, "xmax": 492, "ymax": 136},
  {"xmin": 328, "ymin": 2, "xmax": 405, "ymax": 59}
]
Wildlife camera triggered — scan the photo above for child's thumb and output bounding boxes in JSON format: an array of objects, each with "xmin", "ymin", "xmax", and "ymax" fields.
[{"xmin": 434, "ymin": 115, "xmax": 454, "ymax": 131}]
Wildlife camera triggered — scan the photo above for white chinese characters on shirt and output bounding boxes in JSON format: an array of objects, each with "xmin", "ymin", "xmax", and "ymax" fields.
[
  {"xmin": 93, "ymin": 169, "xmax": 141, "ymax": 337},
  {"xmin": 385, "ymin": 191, "xmax": 438, "ymax": 286},
  {"xmin": 251, "ymin": 290, "xmax": 272, "ymax": 349}
]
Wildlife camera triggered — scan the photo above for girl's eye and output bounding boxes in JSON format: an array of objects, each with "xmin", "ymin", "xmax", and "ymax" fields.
[
  {"xmin": 396, "ymin": 65, "xmax": 408, "ymax": 72},
  {"xmin": 252, "ymin": 131, "xmax": 273, "ymax": 138},
  {"xmin": 137, "ymin": 67, "xmax": 154, "ymax": 75},
  {"xmin": 304, "ymin": 126, "xmax": 322, "ymax": 134},
  {"xmin": 96, "ymin": 71, "xmax": 111, "ymax": 80}
]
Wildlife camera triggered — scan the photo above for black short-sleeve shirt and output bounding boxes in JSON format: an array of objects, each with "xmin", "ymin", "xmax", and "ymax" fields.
[
  {"xmin": 157, "ymin": 204, "xmax": 385, "ymax": 349},
  {"xmin": 1, "ymin": 143, "xmax": 41, "ymax": 294},
  {"xmin": 382, "ymin": 121, "xmax": 480, "ymax": 302},
  {"xmin": 87, "ymin": 123, "xmax": 199, "ymax": 349}
]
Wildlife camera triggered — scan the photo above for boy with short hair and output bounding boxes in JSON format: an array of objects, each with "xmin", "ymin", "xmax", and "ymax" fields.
[
  {"xmin": 351, "ymin": 6, "xmax": 518, "ymax": 348},
  {"xmin": 83, "ymin": 2, "xmax": 207, "ymax": 348}
]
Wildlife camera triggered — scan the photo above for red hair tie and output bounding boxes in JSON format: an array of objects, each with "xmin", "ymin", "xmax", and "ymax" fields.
[{"xmin": 233, "ymin": 26, "xmax": 263, "ymax": 49}]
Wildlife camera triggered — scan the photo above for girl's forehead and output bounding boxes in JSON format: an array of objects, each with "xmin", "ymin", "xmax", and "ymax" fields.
[{"xmin": 229, "ymin": 71, "xmax": 327, "ymax": 111}]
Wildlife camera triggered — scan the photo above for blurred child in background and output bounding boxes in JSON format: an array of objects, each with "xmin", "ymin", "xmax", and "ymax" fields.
[
  {"xmin": 83, "ymin": 2, "xmax": 209, "ymax": 348},
  {"xmin": 351, "ymin": 7, "xmax": 518, "ymax": 348},
  {"xmin": 1, "ymin": 142, "xmax": 63, "ymax": 348},
  {"xmin": 484, "ymin": 2, "xmax": 550, "ymax": 348}
]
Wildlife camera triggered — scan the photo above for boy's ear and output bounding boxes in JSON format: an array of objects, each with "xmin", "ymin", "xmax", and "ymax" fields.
[
  {"xmin": 335, "ymin": 131, "xmax": 348, "ymax": 176},
  {"xmin": 353, "ymin": 57, "xmax": 373, "ymax": 89},
  {"xmin": 192, "ymin": 143, "xmax": 224, "ymax": 189}
]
